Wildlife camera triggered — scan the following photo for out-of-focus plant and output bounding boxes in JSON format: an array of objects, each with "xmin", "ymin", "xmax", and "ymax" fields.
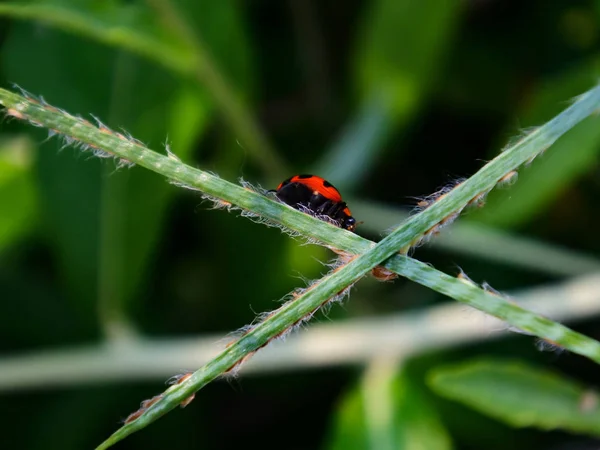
[{"xmin": 2, "ymin": 1, "xmax": 600, "ymax": 450}]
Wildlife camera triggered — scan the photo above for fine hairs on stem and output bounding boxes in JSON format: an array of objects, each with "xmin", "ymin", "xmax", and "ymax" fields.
[{"xmin": 1, "ymin": 84, "xmax": 600, "ymax": 449}]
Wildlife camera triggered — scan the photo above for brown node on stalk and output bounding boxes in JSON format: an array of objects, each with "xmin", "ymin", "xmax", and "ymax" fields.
[
  {"xmin": 457, "ymin": 270, "xmax": 478, "ymax": 287},
  {"xmin": 482, "ymin": 282, "xmax": 503, "ymax": 297},
  {"xmin": 467, "ymin": 191, "xmax": 487, "ymax": 208},
  {"xmin": 371, "ymin": 265, "xmax": 397, "ymax": 282},
  {"xmin": 124, "ymin": 394, "xmax": 164, "ymax": 424},
  {"xmin": 180, "ymin": 394, "xmax": 196, "ymax": 408},
  {"xmin": 434, "ymin": 192, "xmax": 449, "ymax": 203},
  {"xmin": 497, "ymin": 170, "xmax": 518, "ymax": 187},
  {"xmin": 416, "ymin": 199, "xmax": 430, "ymax": 209},
  {"xmin": 168, "ymin": 372, "xmax": 196, "ymax": 408},
  {"xmin": 440, "ymin": 211, "xmax": 461, "ymax": 227},
  {"xmin": 425, "ymin": 224, "xmax": 441, "ymax": 237},
  {"xmin": 140, "ymin": 395, "xmax": 162, "ymax": 409},
  {"xmin": 214, "ymin": 199, "xmax": 233, "ymax": 209},
  {"xmin": 225, "ymin": 351, "xmax": 256, "ymax": 375},
  {"xmin": 329, "ymin": 248, "xmax": 356, "ymax": 263},
  {"xmin": 123, "ymin": 393, "xmax": 167, "ymax": 423},
  {"xmin": 168, "ymin": 372, "xmax": 193, "ymax": 385},
  {"xmin": 124, "ymin": 408, "xmax": 145, "ymax": 424},
  {"xmin": 98, "ymin": 125, "xmax": 114, "ymax": 134},
  {"xmin": 6, "ymin": 108, "xmax": 25, "ymax": 120}
]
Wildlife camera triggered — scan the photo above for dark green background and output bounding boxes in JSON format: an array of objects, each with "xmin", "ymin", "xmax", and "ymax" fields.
[{"xmin": 1, "ymin": 0, "xmax": 600, "ymax": 449}]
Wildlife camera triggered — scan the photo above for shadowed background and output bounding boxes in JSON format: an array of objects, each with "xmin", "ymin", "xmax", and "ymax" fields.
[{"xmin": 1, "ymin": 0, "xmax": 600, "ymax": 449}]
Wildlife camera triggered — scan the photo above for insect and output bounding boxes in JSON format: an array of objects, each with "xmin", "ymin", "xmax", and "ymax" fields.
[{"xmin": 270, "ymin": 174, "xmax": 357, "ymax": 232}]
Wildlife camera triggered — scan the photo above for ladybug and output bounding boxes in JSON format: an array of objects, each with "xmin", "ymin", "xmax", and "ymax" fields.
[{"xmin": 270, "ymin": 174, "xmax": 357, "ymax": 232}]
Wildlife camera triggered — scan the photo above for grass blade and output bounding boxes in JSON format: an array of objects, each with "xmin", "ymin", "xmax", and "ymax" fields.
[
  {"xmin": 2, "ymin": 86, "xmax": 600, "ymax": 447},
  {"xmin": 428, "ymin": 358, "xmax": 600, "ymax": 435},
  {"xmin": 353, "ymin": 199, "xmax": 600, "ymax": 276}
]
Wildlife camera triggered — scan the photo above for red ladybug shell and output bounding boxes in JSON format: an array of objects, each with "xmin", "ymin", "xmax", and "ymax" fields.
[
  {"xmin": 271, "ymin": 174, "xmax": 356, "ymax": 232},
  {"xmin": 277, "ymin": 175, "xmax": 343, "ymax": 203}
]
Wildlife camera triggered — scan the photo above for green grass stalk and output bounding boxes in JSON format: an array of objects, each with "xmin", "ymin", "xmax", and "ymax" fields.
[{"xmin": 1, "ymin": 86, "xmax": 600, "ymax": 448}]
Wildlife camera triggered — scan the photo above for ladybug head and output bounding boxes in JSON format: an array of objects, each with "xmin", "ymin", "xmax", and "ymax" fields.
[{"xmin": 343, "ymin": 216, "xmax": 357, "ymax": 232}]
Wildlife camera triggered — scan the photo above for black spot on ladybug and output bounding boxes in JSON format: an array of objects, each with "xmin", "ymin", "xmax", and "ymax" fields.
[{"xmin": 323, "ymin": 180, "xmax": 333, "ymax": 188}]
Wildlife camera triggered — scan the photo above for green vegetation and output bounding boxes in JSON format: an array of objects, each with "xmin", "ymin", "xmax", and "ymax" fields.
[{"xmin": 1, "ymin": 1, "xmax": 600, "ymax": 449}]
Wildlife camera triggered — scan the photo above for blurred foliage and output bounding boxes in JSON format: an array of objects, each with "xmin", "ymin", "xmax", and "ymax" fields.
[
  {"xmin": 315, "ymin": 0, "xmax": 459, "ymax": 189},
  {"xmin": 472, "ymin": 58, "xmax": 600, "ymax": 228},
  {"xmin": 0, "ymin": 136, "xmax": 37, "ymax": 252},
  {"xmin": 1, "ymin": 0, "xmax": 600, "ymax": 449},
  {"xmin": 428, "ymin": 358, "xmax": 600, "ymax": 436},
  {"xmin": 326, "ymin": 362, "xmax": 451, "ymax": 450}
]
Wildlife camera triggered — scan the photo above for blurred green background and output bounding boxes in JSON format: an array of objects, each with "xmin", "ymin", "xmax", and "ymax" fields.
[{"xmin": 2, "ymin": 0, "xmax": 600, "ymax": 449}]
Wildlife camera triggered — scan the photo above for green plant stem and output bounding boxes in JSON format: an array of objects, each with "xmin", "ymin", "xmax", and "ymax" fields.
[
  {"xmin": 2, "ymin": 86, "xmax": 600, "ymax": 448},
  {"xmin": 352, "ymin": 199, "xmax": 600, "ymax": 276},
  {"xmin": 1, "ymin": 85, "xmax": 597, "ymax": 279},
  {"xmin": 144, "ymin": 0, "xmax": 288, "ymax": 179},
  {"xmin": 0, "ymin": 3, "xmax": 193, "ymax": 74},
  {"xmin": 312, "ymin": 94, "xmax": 392, "ymax": 191},
  {"xmin": 0, "ymin": 2, "xmax": 288, "ymax": 177},
  {"xmin": 95, "ymin": 260, "xmax": 600, "ymax": 449},
  {"xmin": 1, "ymin": 272, "xmax": 599, "ymax": 390},
  {"xmin": 97, "ymin": 52, "xmax": 134, "ymax": 339},
  {"xmin": 2, "ymin": 85, "xmax": 599, "ymax": 350}
]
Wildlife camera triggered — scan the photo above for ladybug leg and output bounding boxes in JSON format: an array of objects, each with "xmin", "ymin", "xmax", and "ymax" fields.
[
  {"xmin": 325, "ymin": 202, "xmax": 344, "ymax": 216},
  {"xmin": 319, "ymin": 200, "xmax": 339, "ymax": 216},
  {"xmin": 321, "ymin": 202, "xmax": 346, "ymax": 226}
]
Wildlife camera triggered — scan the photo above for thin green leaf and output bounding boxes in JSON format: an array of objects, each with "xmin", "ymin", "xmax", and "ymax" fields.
[
  {"xmin": 355, "ymin": 0, "xmax": 459, "ymax": 116},
  {"xmin": 321, "ymin": 0, "xmax": 460, "ymax": 190},
  {"xmin": 0, "ymin": 136, "xmax": 37, "ymax": 252},
  {"xmin": 0, "ymin": 1, "xmax": 194, "ymax": 73},
  {"xmin": 312, "ymin": 96, "xmax": 393, "ymax": 192},
  {"xmin": 0, "ymin": 0, "xmax": 285, "ymax": 176},
  {"xmin": 145, "ymin": 0, "xmax": 287, "ymax": 177},
  {"xmin": 428, "ymin": 358, "xmax": 600, "ymax": 436},
  {"xmin": 2, "ymin": 23, "xmax": 209, "ymax": 331},
  {"xmin": 326, "ymin": 361, "xmax": 452, "ymax": 450}
]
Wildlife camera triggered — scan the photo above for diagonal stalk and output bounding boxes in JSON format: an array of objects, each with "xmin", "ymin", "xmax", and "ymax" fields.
[
  {"xmin": 1, "ymin": 86, "xmax": 600, "ymax": 448},
  {"xmin": 2, "ymin": 85, "xmax": 598, "ymax": 281}
]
